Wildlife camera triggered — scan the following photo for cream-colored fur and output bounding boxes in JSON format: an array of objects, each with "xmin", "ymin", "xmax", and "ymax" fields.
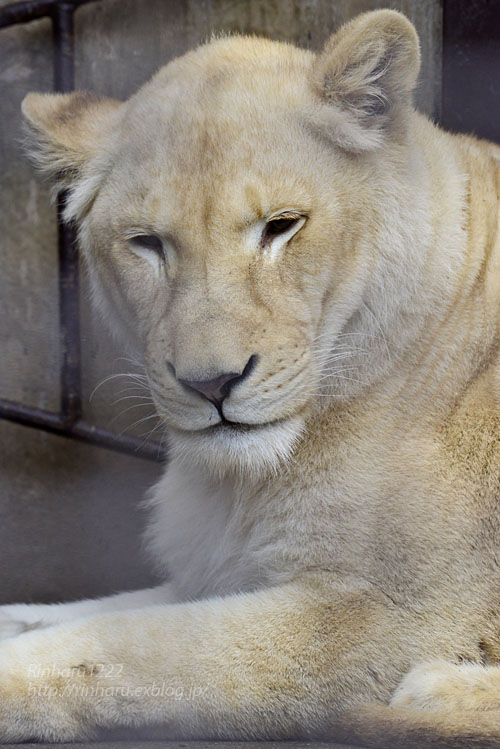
[{"xmin": 2, "ymin": 9, "xmax": 500, "ymax": 745}]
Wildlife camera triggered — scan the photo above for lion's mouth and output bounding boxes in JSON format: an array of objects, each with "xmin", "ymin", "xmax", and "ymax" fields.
[
  {"xmin": 206, "ymin": 417, "xmax": 281, "ymax": 434},
  {"xmin": 180, "ymin": 412, "xmax": 290, "ymax": 436}
]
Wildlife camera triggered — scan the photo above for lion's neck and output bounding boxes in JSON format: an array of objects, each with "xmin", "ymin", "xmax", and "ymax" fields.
[
  {"xmin": 325, "ymin": 116, "xmax": 500, "ymax": 413},
  {"xmin": 399, "ymin": 121, "xmax": 500, "ymax": 403}
]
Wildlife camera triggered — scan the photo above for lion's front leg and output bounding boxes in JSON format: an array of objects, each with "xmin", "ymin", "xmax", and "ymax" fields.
[
  {"xmin": 0, "ymin": 576, "xmax": 407, "ymax": 742},
  {"xmin": 0, "ymin": 583, "xmax": 176, "ymax": 641}
]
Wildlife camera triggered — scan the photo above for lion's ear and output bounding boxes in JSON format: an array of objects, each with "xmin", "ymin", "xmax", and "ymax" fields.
[
  {"xmin": 22, "ymin": 92, "xmax": 122, "ymax": 187},
  {"xmin": 311, "ymin": 10, "xmax": 420, "ymax": 151}
]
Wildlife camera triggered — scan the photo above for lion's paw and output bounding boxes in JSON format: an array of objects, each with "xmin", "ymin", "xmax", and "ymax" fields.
[{"xmin": 391, "ymin": 659, "xmax": 500, "ymax": 713}]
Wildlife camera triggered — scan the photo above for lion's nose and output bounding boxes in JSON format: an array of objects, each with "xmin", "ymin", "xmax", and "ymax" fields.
[{"xmin": 176, "ymin": 355, "xmax": 257, "ymax": 410}]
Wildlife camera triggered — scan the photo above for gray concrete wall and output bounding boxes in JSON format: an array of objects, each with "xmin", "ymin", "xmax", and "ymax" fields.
[{"xmin": 0, "ymin": 0, "xmax": 442, "ymax": 605}]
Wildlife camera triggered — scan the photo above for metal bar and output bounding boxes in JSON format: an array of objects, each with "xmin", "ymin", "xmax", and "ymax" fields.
[
  {"xmin": 52, "ymin": 1, "xmax": 75, "ymax": 92},
  {"xmin": 57, "ymin": 195, "xmax": 81, "ymax": 425},
  {"xmin": 0, "ymin": 0, "xmax": 98, "ymax": 29},
  {"xmin": 52, "ymin": 3, "xmax": 82, "ymax": 426},
  {"xmin": 0, "ymin": 399, "xmax": 163, "ymax": 461}
]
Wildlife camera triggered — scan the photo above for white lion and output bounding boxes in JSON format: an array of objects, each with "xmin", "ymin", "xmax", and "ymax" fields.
[{"xmin": 1, "ymin": 9, "xmax": 500, "ymax": 746}]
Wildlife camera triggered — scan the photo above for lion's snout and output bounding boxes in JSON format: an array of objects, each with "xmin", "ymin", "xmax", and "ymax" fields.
[{"xmin": 170, "ymin": 353, "xmax": 258, "ymax": 412}]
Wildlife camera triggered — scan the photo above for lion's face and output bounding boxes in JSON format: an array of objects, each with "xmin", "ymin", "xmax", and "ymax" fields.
[{"xmin": 22, "ymin": 12, "xmax": 420, "ymax": 473}]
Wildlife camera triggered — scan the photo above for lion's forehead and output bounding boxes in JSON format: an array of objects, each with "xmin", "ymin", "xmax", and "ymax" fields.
[
  {"xmin": 102, "ymin": 109, "xmax": 329, "ymax": 236},
  {"xmin": 122, "ymin": 90, "xmax": 308, "ymax": 169},
  {"xmin": 93, "ymin": 40, "xmax": 338, "ymax": 241},
  {"xmin": 116, "ymin": 40, "xmax": 316, "ymax": 171}
]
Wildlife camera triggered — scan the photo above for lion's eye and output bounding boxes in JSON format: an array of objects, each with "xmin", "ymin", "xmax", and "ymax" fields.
[
  {"xmin": 265, "ymin": 217, "xmax": 297, "ymax": 237},
  {"xmin": 259, "ymin": 214, "xmax": 306, "ymax": 256},
  {"xmin": 130, "ymin": 234, "xmax": 163, "ymax": 254}
]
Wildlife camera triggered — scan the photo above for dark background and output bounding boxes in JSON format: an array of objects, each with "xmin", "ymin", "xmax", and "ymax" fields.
[{"xmin": 443, "ymin": 0, "xmax": 500, "ymax": 143}]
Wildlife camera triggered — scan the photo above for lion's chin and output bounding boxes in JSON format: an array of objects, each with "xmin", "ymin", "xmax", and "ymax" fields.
[{"xmin": 167, "ymin": 416, "xmax": 305, "ymax": 477}]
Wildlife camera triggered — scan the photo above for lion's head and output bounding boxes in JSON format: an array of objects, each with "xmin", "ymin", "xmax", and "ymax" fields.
[{"xmin": 23, "ymin": 10, "xmax": 422, "ymax": 474}]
